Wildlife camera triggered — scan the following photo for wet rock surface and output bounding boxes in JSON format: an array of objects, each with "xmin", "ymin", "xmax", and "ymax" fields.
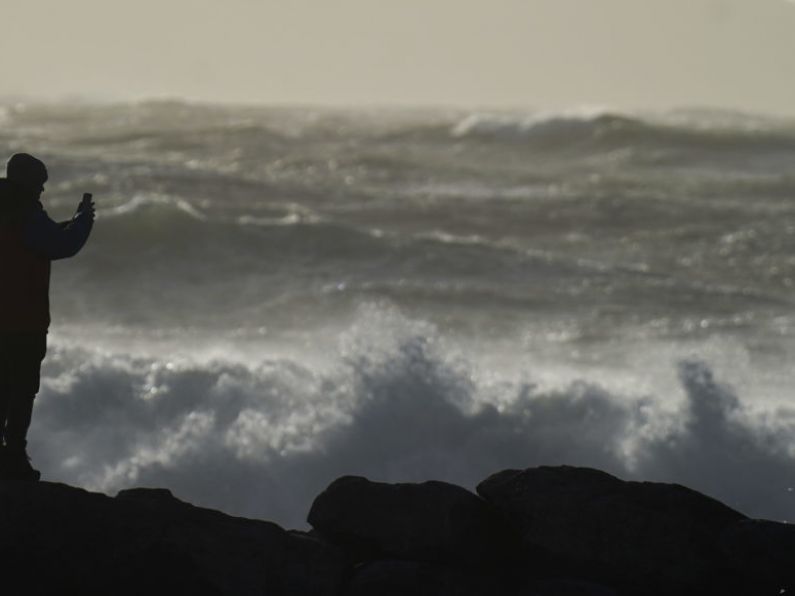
[
  {"xmin": 308, "ymin": 475, "xmax": 518, "ymax": 566},
  {"xmin": 718, "ymin": 518, "xmax": 795, "ymax": 593},
  {"xmin": 0, "ymin": 465, "xmax": 791, "ymax": 595},
  {"xmin": 0, "ymin": 481, "xmax": 346, "ymax": 596},
  {"xmin": 476, "ymin": 466, "xmax": 748, "ymax": 593}
]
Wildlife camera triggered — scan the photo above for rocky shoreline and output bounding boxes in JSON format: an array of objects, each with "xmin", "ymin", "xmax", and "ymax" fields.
[{"xmin": 1, "ymin": 465, "xmax": 792, "ymax": 595}]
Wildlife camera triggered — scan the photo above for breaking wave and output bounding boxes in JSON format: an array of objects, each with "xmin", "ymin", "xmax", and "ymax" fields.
[{"xmin": 33, "ymin": 308, "xmax": 795, "ymax": 529}]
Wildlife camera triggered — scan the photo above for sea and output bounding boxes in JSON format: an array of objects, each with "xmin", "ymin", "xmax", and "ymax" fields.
[{"xmin": 2, "ymin": 99, "xmax": 795, "ymax": 528}]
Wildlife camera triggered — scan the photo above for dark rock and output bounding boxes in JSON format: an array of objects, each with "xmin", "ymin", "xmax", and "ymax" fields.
[
  {"xmin": 4, "ymin": 465, "xmax": 784, "ymax": 596},
  {"xmin": 308, "ymin": 475, "xmax": 518, "ymax": 566},
  {"xmin": 344, "ymin": 559, "xmax": 500, "ymax": 596},
  {"xmin": 477, "ymin": 466, "xmax": 746, "ymax": 593},
  {"xmin": 718, "ymin": 518, "xmax": 795, "ymax": 594},
  {"xmin": 116, "ymin": 486, "xmax": 180, "ymax": 503},
  {"xmin": 344, "ymin": 561, "xmax": 618, "ymax": 596},
  {"xmin": 0, "ymin": 480, "xmax": 347, "ymax": 596},
  {"xmin": 526, "ymin": 578, "xmax": 619, "ymax": 596}
]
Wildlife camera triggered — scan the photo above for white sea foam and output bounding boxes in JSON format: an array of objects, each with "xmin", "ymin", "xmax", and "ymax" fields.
[
  {"xmin": 31, "ymin": 306, "xmax": 795, "ymax": 529},
  {"xmin": 100, "ymin": 193, "xmax": 207, "ymax": 220},
  {"xmin": 450, "ymin": 106, "xmax": 618, "ymax": 139}
]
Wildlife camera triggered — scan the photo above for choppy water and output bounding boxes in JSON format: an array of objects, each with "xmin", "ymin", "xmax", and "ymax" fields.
[{"xmin": 3, "ymin": 99, "xmax": 795, "ymax": 527}]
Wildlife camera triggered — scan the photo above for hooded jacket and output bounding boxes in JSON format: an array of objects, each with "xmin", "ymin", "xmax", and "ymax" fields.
[{"xmin": 0, "ymin": 179, "xmax": 93, "ymax": 331}]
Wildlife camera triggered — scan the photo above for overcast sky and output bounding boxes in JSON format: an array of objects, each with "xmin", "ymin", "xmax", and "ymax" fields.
[{"xmin": 3, "ymin": 0, "xmax": 795, "ymax": 114}]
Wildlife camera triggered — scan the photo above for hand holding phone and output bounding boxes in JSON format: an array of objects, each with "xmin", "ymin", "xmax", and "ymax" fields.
[{"xmin": 78, "ymin": 192, "xmax": 95, "ymax": 220}]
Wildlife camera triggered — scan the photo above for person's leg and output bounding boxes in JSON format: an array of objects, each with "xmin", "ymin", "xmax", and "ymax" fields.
[
  {"xmin": 0, "ymin": 334, "xmax": 11, "ymax": 446},
  {"xmin": 0, "ymin": 398, "xmax": 8, "ymax": 446},
  {"xmin": 2, "ymin": 332, "xmax": 46, "ymax": 480},
  {"xmin": 4, "ymin": 395, "xmax": 35, "ymax": 451}
]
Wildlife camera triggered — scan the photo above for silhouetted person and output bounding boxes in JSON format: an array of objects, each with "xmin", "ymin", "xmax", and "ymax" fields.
[{"xmin": 0, "ymin": 153, "xmax": 94, "ymax": 480}]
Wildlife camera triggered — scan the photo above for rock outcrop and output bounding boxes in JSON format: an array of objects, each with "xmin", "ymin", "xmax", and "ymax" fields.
[
  {"xmin": 718, "ymin": 518, "xmax": 795, "ymax": 593},
  {"xmin": 476, "ymin": 466, "xmax": 747, "ymax": 594},
  {"xmin": 307, "ymin": 476, "xmax": 518, "ymax": 566},
  {"xmin": 0, "ymin": 481, "xmax": 346, "ymax": 596},
  {"xmin": 0, "ymin": 465, "xmax": 792, "ymax": 595}
]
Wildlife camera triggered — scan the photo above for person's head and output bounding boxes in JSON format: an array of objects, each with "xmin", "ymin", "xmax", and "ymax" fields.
[{"xmin": 6, "ymin": 153, "xmax": 47, "ymax": 200}]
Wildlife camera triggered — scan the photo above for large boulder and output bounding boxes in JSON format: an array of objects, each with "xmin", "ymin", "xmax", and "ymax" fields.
[
  {"xmin": 308, "ymin": 476, "xmax": 518, "ymax": 566},
  {"xmin": 718, "ymin": 518, "xmax": 795, "ymax": 593},
  {"xmin": 0, "ymin": 481, "xmax": 347, "ymax": 596},
  {"xmin": 343, "ymin": 559, "xmax": 498, "ymax": 596},
  {"xmin": 344, "ymin": 560, "xmax": 618, "ymax": 596},
  {"xmin": 477, "ymin": 466, "xmax": 746, "ymax": 593}
]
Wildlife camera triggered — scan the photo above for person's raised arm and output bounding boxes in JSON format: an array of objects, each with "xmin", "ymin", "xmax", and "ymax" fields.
[{"xmin": 24, "ymin": 193, "xmax": 95, "ymax": 260}]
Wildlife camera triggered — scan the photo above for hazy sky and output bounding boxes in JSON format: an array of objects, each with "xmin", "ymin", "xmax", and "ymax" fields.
[{"xmin": 3, "ymin": 0, "xmax": 795, "ymax": 114}]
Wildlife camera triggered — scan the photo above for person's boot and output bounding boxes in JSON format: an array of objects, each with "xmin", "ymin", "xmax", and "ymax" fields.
[{"xmin": 0, "ymin": 444, "xmax": 41, "ymax": 481}]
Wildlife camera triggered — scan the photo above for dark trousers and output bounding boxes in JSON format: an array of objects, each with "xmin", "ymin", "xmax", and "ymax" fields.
[{"xmin": 0, "ymin": 332, "xmax": 46, "ymax": 450}]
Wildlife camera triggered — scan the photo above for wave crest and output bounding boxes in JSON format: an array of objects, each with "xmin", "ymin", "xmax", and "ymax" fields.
[
  {"xmin": 32, "ymin": 314, "xmax": 795, "ymax": 528},
  {"xmin": 451, "ymin": 108, "xmax": 644, "ymax": 141},
  {"xmin": 449, "ymin": 108, "xmax": 795, "ymax": 157}
]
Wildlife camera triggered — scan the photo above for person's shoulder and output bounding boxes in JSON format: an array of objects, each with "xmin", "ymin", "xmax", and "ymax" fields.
[
  {"xmin": 25, "ymin": 202, "xmax": 47, "ymax": 222},
  {"xmin": 0, "ymin": 178, "xmax": 17, "ymax": 223},
  {"xmin": 11, "ymin": 200, "xmax": 45, "ymax": 230}
]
